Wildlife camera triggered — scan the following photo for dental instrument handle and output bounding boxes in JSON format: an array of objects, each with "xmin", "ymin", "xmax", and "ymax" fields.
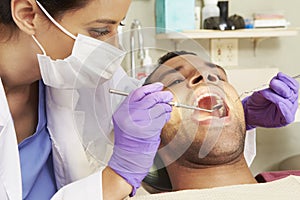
[
  {"xmin": 109, "ymin": 89, "xmax": 217, "ymax": 113},
  {"xmin": 248, "ymin": 73, "xmax": 300, "ymax": 94},
  {"xmin": 109, "ymin": 89, "xmax": 130, "ymax": 97},
  {"xmin": 292, "ymin": 74, "xmax": 300, "ymax": 79}
]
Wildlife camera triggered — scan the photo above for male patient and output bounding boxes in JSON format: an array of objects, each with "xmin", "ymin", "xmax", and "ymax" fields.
[{"xmin": 129, "ymin": 51, "xmax": 300, "ymax": 199}]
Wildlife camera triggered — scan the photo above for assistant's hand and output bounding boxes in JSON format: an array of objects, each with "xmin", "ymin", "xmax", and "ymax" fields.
[
  {"xmin": 108, "ymin": 82, "xmax": 173, "ymax": 196},
  {"xmin": 243, "ymin": 72, "xmax": 299, "ymax": 130}
]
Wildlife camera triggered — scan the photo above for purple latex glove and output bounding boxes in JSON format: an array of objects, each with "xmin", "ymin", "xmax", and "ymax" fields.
[
  {"xmin": 108, "ymin": 82, "xmax": 173, "ymax": 196},
  {"xmin": 243, "ymin": 72, "xmax": 299, "ymax": 130}
]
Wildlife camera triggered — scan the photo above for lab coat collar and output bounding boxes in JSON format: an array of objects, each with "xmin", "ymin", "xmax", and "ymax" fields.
[{"xmin": 0, "ymin": 78, "xmax": 22, "ymax": 200}]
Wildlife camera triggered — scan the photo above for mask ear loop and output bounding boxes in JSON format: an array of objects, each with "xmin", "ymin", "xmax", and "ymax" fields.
[
  {"xmin": 32, "ymin": 35, "xmax": 46, "ymax": 56},
  {"xmin": 35, "ymin": 1, "xmax": 76, "ymax": 40}
]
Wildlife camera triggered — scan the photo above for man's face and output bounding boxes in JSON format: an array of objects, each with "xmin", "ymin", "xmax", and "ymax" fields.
[{"xmin": 147, "ymin": 54, "xmax": 246, "ymax": 166}]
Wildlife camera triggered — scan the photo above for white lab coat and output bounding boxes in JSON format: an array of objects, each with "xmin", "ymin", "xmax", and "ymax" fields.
[
  {"xmin": 0, "ymin": 78, "xmax": 22, "ymax": 200},
  {"xmin": 48, "ymin": 67, "xmax": 139, "ymax": 199},
  {"xmin": 0, "ymin": 67, "xmax": 140, "ymax": 200}
]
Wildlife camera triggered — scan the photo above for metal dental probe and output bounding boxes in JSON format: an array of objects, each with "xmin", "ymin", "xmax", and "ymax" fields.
[
  {"xmin": 236, "ymin": 74, "xmax": 300, "ymax": 101},
  {"xmin": 109, "ymin": 89, "xmax": 222, "ymax": 113},
  {"xmin": 293, "ymin": 74, "xmax": 300, "ymax": 79}
]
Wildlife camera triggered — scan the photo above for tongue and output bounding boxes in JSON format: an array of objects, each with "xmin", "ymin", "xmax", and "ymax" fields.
[
  {"xmin": 198, "ymin": 96, "xmax": 217, "ymax": 110},
  {"xmin": 198, "ymin": 97, "xmax": 220, "ymax": 117}
]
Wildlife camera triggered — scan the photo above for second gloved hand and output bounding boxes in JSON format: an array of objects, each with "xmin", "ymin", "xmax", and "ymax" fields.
[
  {"xmin": 243, "ymin": 72, "xmax": 299, "ymax": 129},
  {"xmin": 108, "ymin": 82, "xmax": 173, "ymax": 196}
]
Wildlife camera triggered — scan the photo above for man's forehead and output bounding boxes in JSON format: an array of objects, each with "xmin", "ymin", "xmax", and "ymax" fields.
[
  {"xmin": 163, "ymin": 54, "xmax": 206, "ymax": 68},
  {"xmin": 156, "ymin": 55, "xmax": 222, "ymax": 76},
  {"xmin": 146, "ymin": 54, "xmax": 227, "ymax": 84}
]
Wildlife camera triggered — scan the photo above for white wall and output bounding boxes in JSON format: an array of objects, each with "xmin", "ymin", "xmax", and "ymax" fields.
[
  {"xmin": 123, "ymin": 0, "xmax": 300, "ymax": 175},
  {"xmin": 124, "ymin": 0, "xmax": 300, "ymax": 74}
]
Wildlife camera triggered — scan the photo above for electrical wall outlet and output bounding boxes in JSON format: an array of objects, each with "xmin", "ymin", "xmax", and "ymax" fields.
[{"xmin": 210, "ymin": 39, "xmax": 239, "ymax": 67}]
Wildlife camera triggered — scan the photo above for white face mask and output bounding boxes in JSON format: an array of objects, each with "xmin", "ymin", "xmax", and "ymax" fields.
[{"xmin": 33, "ymin": 1, "xmax": 125, "ymax": 89}]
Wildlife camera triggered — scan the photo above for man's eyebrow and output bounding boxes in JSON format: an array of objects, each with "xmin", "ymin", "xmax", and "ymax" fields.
[
  {"xmin": 205, "ymin": 62, "xmax": 227, "ymax": 76},
  {"xmin": 205, "ymin": 62, "xmax": 218, "ymax": 68},
  {"xmin": 158, "ymin": 66, "xmax": 183, "ymax": 81}
]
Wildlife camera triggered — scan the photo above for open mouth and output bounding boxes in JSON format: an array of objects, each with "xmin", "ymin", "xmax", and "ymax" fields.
[{"xmin": 194, "ymin": 93, "xmax": 229, "ymax": 119}]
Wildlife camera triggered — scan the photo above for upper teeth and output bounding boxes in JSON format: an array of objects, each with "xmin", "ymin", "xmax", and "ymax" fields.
[{"xmin": 218, "ymin": 105, "xmax": 225, "ymax": 116}]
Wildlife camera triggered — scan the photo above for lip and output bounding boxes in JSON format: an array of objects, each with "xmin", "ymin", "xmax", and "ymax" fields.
[
  {"xmin": 190, "ymin": 86, "xmax": 231, "ymax": 126},
  {"xmin": 192, "ymin": 87, "xmax": 226, "ymax": 105},
  {"xmin": 191, "ymin": 115, "xmax": 231, "ymax": 126}
]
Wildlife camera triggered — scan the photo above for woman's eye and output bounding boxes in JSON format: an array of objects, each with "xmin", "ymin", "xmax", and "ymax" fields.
[
  {"xmin": 168, "ymin": 79, "xmax": 184, "ymax": 87},
  {"xmin": 89, "ymin": 28, "xmax": 111, "ymax": 38}
]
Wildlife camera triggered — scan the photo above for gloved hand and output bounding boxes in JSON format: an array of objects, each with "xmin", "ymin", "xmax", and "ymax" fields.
[
  {"xmin": 108, "ymin": 82, "xmax": 173, "ymax": 196},
  {"xmin": 243, "ymin": 72, "xmax": 299, "ymax": 130}
]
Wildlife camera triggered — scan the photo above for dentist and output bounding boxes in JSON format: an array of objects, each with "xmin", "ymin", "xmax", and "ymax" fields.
[
  {"xmin": 0, "ymin": 1, "xmax": 298, "ymax": 200},
  {"xmin": 0, "ymin": 0, "xmax": 172, "ymax": 199}
]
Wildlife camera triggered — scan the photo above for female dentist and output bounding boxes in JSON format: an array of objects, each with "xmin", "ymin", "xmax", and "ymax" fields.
[
  {"xmin": 0, "ymin": 1, "xmax": 298, "ymax": 200},
  {"xmin": 0, "ymin": 0, "xmax": 173, "ymax": 199}
]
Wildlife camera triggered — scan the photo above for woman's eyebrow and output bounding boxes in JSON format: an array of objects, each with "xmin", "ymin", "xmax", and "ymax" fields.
[
  {"xmin": 85, "ymin": 19, "xmax": 118, "ymax": 25},
  {"xmin": 85, "ymin": 17, "xmax": 127, "ymax": 26}
]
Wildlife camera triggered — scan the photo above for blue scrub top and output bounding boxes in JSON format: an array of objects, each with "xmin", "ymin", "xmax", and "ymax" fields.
[{"xmin": 18, "ymin": 81, "xmax": 57, "ymax": 200}]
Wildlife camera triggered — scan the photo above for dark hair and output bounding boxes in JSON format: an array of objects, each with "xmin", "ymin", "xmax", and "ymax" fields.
[
  {"xmin": 157, "ymin": 51, "xmax": 197, "ymax": 65},
  {"xmin": 0, "ymin": 0, "xmax": 89, "ymax": 36}
]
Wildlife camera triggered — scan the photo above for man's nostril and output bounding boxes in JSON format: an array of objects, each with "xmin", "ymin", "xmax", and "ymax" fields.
[
  {"xmin": 192, "ymin": 75, "xmax": 203, "ymax": 84},
  {"xmin": 207, "ymin": 74, "xmax": 218, "ymax": 82}
]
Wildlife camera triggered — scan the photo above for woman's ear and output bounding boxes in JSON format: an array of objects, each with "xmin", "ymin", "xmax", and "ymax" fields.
[{"xmin": 11, "ymin": 0, "xmax": 40, "ymax": 35}]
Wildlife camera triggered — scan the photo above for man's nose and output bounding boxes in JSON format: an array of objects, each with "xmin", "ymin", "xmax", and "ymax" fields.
[{"xmin": 189, "ymin": 72, "xmax": 219, "ymax": 87}]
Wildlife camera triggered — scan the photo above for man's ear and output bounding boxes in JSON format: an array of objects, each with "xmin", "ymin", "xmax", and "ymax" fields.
[{"xmin": 11, "ymin": 0, "xmax": 40, "ymax": 35}]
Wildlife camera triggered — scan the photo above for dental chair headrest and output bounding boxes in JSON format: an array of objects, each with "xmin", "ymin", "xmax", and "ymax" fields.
[{"xmin": 142, "ymin": 154, "xmax": 172, "ymax": 193}]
